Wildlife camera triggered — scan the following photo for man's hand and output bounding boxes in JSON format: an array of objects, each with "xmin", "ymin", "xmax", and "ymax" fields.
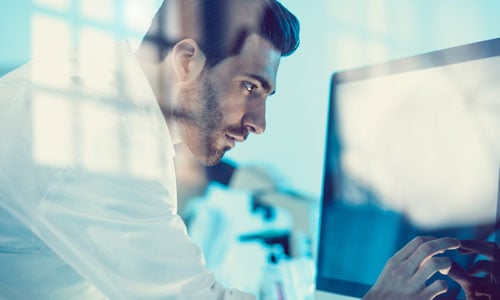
[
  {"xmin": 447, "ymin": 239, "xmax": 500, "ymax": 300},
  {"xmin": 363, "ymin": 236, "xmax": 460, "ymax": 300}
]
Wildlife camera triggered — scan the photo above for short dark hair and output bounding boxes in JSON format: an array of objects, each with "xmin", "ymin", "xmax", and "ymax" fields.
[{"xmin": 142, "ymin": 0, "xmax": 300, "ymax": 67}]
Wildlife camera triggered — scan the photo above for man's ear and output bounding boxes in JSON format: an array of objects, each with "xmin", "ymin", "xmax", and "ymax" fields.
[{"xmin": 172, "ymin": 39, "xmax": 206, "ymax": 82}]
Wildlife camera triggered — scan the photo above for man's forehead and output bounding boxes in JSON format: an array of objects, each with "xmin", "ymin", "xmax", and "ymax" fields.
[{"xmin": 240, "ymin": 33, "xmax": 281, "ymax": 68}]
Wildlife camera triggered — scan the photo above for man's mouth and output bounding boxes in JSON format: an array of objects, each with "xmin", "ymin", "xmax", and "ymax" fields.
[
  {"xmin": 225, "ymin": 135, "xmax": 235, "ymax": 148},
  {"xmin": 225, "ymin": 132, "xmax": 246, "ymax": 142},
  {"xmin": 225, "ymin": 132, "xmax": 247, "ymax": 148}
]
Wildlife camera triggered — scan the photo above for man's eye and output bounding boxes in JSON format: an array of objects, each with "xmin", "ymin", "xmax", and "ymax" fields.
[{"xmin": 242, "ymin": 81, "xmax": 257, "ymax": 94}]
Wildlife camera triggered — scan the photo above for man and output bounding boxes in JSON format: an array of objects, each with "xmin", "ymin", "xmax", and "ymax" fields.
[{"xmin": 0, "ymin": 0, "xmax": 495, "ymax": 299}]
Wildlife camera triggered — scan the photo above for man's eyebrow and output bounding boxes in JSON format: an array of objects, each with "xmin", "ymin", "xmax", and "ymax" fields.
[{"xmin": 246, "ymin": 74, "xmax": 276, "ymax": 95}]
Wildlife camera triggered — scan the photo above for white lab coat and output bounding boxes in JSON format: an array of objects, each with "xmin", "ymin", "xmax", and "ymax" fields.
[{"xmin": 0, "ymin": 42, "xmax": 254, "ymax": 300}]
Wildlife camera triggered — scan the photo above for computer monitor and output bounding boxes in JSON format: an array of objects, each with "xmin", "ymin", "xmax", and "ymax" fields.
[{"xmin": 315, "ymin": 37, "xmax": 500, "ymax": 299}]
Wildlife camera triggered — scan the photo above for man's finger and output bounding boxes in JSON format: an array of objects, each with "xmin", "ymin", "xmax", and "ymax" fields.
[
  {"xmin": 416, "ymin": 256, "xmax": 452, "ymax": 282},
  {"xmin": 412, "ymin": 237, "xmax": 460, "ymax": 270},
  {"xmin": 447, "ymin": 261, "xmax": 473, "ymax": 290},
  {"xmin": 422, "ymin": 279, "xmax": 448, "ymax": 299},
  {"xmin": 460, "ymin": 240, "xmax": 500, "ymax": 261},
  {"xmin": 393, "ymin": 236, "xmax": 435, "ymax": 262}
]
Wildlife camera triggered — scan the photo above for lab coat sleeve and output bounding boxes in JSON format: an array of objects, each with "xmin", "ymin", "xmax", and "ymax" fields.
[
  {"xmin": 31, "ymin": 151, "xmax": 255, "ymax": 300},
  {"xmin": 28, "ymin": 118, "xmax": 258, "ymax": 300}
]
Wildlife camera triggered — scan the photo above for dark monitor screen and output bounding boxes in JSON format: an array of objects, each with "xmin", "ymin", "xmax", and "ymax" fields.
[{"xmin": 316, "ymin": 37, "xmax": 500, "ymax": 299}]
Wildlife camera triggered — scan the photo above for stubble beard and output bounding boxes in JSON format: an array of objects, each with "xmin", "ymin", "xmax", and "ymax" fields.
[{"xmin": 174, "ymin": 69, "xmax": 228, "ymax": 166}]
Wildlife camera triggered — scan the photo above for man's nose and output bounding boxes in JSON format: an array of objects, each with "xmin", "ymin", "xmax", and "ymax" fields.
[{"xmin": 242, "ymin": 102, "xmax": 266, "ymax": 134}]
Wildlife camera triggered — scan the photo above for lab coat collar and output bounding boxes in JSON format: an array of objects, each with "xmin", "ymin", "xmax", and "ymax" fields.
[{"xmin": 112, "ymin": 41, "xmax": 176, "ymax": 159}]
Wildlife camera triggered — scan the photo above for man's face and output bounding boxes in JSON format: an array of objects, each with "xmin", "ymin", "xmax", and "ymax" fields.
[{"xmin": 178, "ymin": 33, "xmax": 281, "ymax": 165}]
